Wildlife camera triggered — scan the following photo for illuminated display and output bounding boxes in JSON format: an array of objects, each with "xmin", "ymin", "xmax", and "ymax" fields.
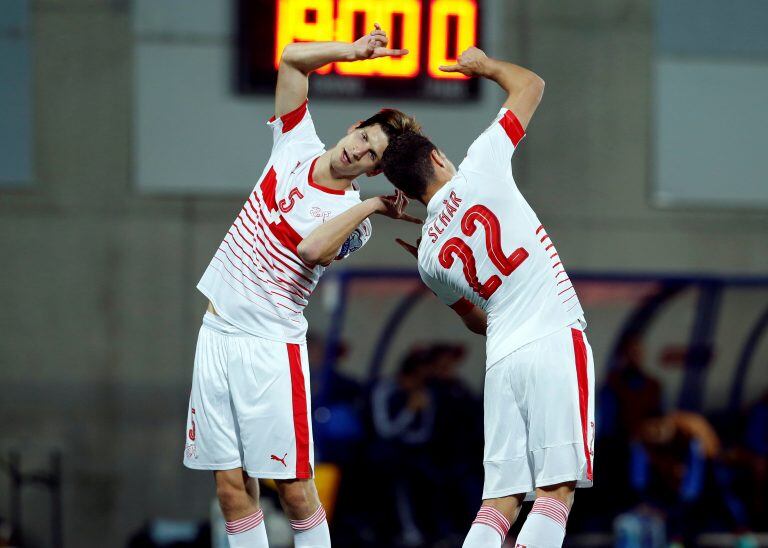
[{"xmin": 238, "ymin": 0, "xmax": 481, "ymax": 100}]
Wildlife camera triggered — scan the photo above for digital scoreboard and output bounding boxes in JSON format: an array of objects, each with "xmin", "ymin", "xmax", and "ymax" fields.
[{"xmin": 237, "ymin": 0, "xmax": 481, "ymax": 101}]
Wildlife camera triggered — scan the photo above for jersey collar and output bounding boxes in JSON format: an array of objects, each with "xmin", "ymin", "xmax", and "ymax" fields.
[{"xmin": 307, "ymin": 156, "xmax": 359, "ymax": 196}]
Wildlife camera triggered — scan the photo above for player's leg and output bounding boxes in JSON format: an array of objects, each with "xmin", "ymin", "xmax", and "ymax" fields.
[
  {"xmin": 275, "ymin": 478, "xmax": 331, "ymax": 547},
  {"xmin": 182, "ymin": 314, "xmax": 270, "ymax": 546},
  {"xmin": 515, "ymin": 324, "xmax": 596, "ymax": 548},
  {"xmin": 214, "ymin": 469, "xmax": 269, "ymax": 547},
  {"xmin": 230, "ymin": 337, "xmax": 329, "ymax": 546},
  {"xmin": 463, "ymin": 494, "xmax": 524, "ymax": 547},
  {"xmin": 515, "ymin": 481, "xmax": 575, "ymax": 547},
  {"xmin": 463, "ymin": 356, "xmax": 531, "ymax": 547}
]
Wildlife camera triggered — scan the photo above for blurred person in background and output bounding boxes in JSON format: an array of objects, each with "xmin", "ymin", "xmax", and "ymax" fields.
[
  {"xmin": 741, "ymin": 389, "xmax": 768, "ymax": 526},
  {"xmin": 594, "ymin": 333, "xmax": 664, "ymax": 515},
  {"xmin": 385, "ymin": 46, "xmax": 594, "ymax": 548},
  {"xmin": 427, "ymin": 343, "xmax": 484, "ymax": 542},
  {"xmin": 632, "ymin": 411, "xmax": 722, "ymax": 545},
  {"xmin": 305, "ymin": 332, "xmax": 371, "ymax": 545},
  {"xmin": 181, "ymin": 24, "xmax": 421, "ymax": 548},
  {"xmin": 370, "ymin": 347, "xmax": 437, "ymax": 546}
]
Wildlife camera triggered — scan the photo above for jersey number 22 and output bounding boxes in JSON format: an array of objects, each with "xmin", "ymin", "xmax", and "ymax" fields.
[{"xmin": 438, "ymin": 205, "xmax": 528, "ymax": 299}]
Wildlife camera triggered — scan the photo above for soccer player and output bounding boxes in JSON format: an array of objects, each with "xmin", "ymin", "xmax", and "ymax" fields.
[
  {"xmin": 382, "ymin": 47, "xmax": 595, "ymax": 548},
  {"xmin": 182, "ymin": 26, "xmax": 421, "ymax": 548}
]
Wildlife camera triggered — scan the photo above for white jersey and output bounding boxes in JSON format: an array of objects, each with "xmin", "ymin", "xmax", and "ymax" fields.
[
  {"xmin": 198, "ymin": 101, "xmax": 371, "ymax": 343},
  {"xmin": 417, "ymin": 108, "xmax": 584, "ymax": 367}
]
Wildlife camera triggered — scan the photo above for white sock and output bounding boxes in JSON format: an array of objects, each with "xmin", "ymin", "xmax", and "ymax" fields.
[
  {"xmin": 463, "ymin": 506, "xmax": 511, "ymax": 547},
  {"xmin": 514, "ymin": 497, "xmax": 569, "ymax": 548},
  {"xmin": 290, "ymin": 506, "xmax": 331, "ymax": 547},
  {"xmin": 226, "ymin": 509, "xmax": 269, "ymax": 547}
]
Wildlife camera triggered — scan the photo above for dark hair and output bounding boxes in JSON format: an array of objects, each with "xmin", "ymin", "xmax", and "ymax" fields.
[
  {"xmin": 399, "ymin": 347, "xmax": 433, "ymax": 376},
  {"xmin": 381, "ymin": 131, "xmax": 438, "ymax": 199},
  {"xmin": 358, "ymin": 108, "xmax": 422, "ymax": 144}
]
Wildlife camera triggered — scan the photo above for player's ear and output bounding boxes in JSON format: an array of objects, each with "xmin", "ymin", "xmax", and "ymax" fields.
[
  {"xmin": 347, "ymin": 121, "xmax": 364, "ymax": 135},
  {"xmin": 431, "ymin": 148, "xmax": 447, "ymax": 169}
]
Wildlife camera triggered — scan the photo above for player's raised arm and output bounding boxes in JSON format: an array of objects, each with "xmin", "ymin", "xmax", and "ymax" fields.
[
  {"xmin": 276, "ymin": 24, "xmax": 409, "ymax": 118},
  {"xmin": 439, "ymin": 47, "xmax": 544, "ymax": 130}
]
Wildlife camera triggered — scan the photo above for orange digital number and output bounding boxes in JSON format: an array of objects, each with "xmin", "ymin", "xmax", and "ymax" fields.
[
  {"xmin": 335, "ymin": 0, "xmax": 421, "ymax": 77},
  {"xmin": 428, "ymin": 0, "xmax": 477, "ymax": 79},
  {"xmin": 274, "ymin": 0, "xmax": 478, "ymax": 80},
  {"xmin": 274, "ymin": 0, "xmax": 335, "ymax": 74}
]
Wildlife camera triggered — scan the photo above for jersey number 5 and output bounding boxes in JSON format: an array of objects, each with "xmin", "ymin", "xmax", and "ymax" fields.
[{"xmin": 438, "ymin": 205, "xmax": 529, "ymax": 299}]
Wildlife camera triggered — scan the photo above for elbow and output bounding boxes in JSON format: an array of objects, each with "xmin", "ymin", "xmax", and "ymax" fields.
[
  {"xmin": 279, "ymin": 43, "xmax": 301, "ymax": 68},
  {"xmin": 527, "ymin": 73, "xmax": 545, "ymax": 100},
  {"xmin": 297, "ymin": 240, "xmax": 321, "ymax": 267}
]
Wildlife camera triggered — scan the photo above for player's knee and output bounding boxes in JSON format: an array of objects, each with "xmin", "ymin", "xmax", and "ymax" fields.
[
  {"xmin": 536, "ymin": 481, "xmax": 576, "ymax": 509},
  {"xmin": 216, "ymin": 476, "xmax": 249, "ymax": 514},
  {"xmin": 276, "ymin": 480, "xmax": 317, "ymax": 518},
  {"xmin": 481, "ymin": 493, "xmax": 525, "ymax": 525}
]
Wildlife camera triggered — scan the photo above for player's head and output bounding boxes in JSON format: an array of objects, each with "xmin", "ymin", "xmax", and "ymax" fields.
[
  {"xmin": 381, "ymin": 131, "xmax": 456, "ymax": 202},
  {"xmin": 330, "ymin": 109, "xmax": 421, "ymax": 178}
]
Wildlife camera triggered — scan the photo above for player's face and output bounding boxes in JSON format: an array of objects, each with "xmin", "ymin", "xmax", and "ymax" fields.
[{"xmin": 331, "ymin": 123, "xmax": 389, "ymax": 177}]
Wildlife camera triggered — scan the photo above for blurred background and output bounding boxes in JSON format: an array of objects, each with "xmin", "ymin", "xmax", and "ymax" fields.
[{"xmin": 1, "ymin": 0, "xmax": 767, "ymax": 546}]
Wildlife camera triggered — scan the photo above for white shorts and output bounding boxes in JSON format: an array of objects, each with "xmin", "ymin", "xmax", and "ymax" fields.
[
  {"xmin": 183, "ymin": 313, "xmax": 314, "ymax": 479},
  {"xmin": 482, "ymin": 323, "xmax": 595, "ymax": 501}
]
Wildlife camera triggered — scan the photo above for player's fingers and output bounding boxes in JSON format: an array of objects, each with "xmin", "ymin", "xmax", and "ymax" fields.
[
  {"xmin": 438, "ymin": 64, "xmax": 461, "ymax": 72},
  {"xmin": 395, "ymin": 238, "xmax": 418, "ymax": 257},
  {"xmin": 374, "ymin": 22, "xmax": 382, "ymax": 31},
  {"xmin": 372, "ymin": 48, "xmax": 409, "ymax": 58},
  {"xmin": 400, "ymin": 213, "xmax": 423, "ymax": 224}
]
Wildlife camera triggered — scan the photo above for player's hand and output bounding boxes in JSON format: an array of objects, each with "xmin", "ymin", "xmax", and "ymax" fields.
[
  {"xmin": 353, "ymin": 23, "xmax": 409, "ymax": 60},
  {"xmin": 375, "ymin": 190, "xmax": 422, "ymax": 224},
  {"xmin": 439, "ymin": 46, "xmax": 488, "ymax": 77},
  {"xmin": 395, "ymin": 237, "xmax": 421, "ymax": 259}
]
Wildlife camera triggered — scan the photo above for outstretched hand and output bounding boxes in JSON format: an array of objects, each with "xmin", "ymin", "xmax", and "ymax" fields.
[
  {"xmin": 353, "ymin": 23, "xmax": 409, "ymax": 60},
  {"xmin": 375, "ymin": 190, "xmax": 422, "ymax": 224},
  {"xmin": 395, "ymin": 237, "xmax": 421, "ymax": 259},
  {"xmin": 439, "ymin": 46, "xmax": 488, "ymax": 77}
]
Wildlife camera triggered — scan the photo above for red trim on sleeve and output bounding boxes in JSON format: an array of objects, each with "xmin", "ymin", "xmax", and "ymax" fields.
[
  {"xmin": 450, "ymin": 297, "xmax": 475, "ymax": 316},
  {"xmin": 269, "ymin": 100, "xmax": 309, "ymax": 132},
  {"xmin": 308, "ymin": 157, "xmax": 346, "ymax": 195},
  {"xmin": 499, "ymin": 110, "xmax": 525, "ymax": 146},
  {"xmin": 280, "ymin": 100, "xmax": 308, "ymax": 133},
  {"xmin": 288, "ymin": 343, "xmax": 311, "ymax": 479}
]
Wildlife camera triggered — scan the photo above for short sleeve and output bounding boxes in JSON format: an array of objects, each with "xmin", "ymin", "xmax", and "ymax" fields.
[
  {"xmin": 267, "ymin": 100, "xmax": 324, "ymax": 156},
  {"xmin": 418, "ymin": 264, "xmax": 474, "ymax": 315},
  {"xmin": 460, "ymin": 108, "xmax": 526, "ymax": 178},
  {"xmin": 335, "ymin": 218, "xmax": 372, "ymax": 261}
]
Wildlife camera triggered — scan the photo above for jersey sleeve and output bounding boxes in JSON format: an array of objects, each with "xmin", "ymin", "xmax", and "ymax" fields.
[
  {"xmin": 418, "ymin": 264, "xmax": 475, "ymax": 315},
  {"xmin": 459, "ymin": 108, "xmax": 526, "ymax": 178},
  {"xmin": 267, "ymin": 100, "xmax": 324, "ymax": 158},
  {"xmin": 335, "ymin": 218, "xmax": 372, "ymax": 261}
]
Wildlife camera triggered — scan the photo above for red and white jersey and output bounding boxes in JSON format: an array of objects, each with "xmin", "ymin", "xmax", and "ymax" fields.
[
  {"xmin": 198, "ymin": 101, "xmax": 371, "ymax": 343},
  {"xmin": 417, "ymin": 108, "xmax": 584, "ymax": 367}
]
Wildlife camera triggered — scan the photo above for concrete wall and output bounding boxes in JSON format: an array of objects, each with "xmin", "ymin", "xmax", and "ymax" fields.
[{"xmin": 0, "ymin": 0, "xmax": 766, "ymax": 546}]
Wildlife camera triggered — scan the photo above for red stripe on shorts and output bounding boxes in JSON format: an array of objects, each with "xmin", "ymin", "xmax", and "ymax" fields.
[
  {"xmin": 571, "ymin": 328, "xmax": 592, "ymax": 481},
  {"xmin": 288, "ymin": 343, "xmax": 311, "ymax": 479}
]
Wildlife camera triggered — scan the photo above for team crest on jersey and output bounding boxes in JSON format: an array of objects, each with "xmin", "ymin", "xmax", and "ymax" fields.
[
  {"xmin": 310, "ymin": 206, "xmax": 332, "ymax": 221},
  {"xmin": 185, "ymin": 443, "xmax": 198, "ymax": 459}
]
